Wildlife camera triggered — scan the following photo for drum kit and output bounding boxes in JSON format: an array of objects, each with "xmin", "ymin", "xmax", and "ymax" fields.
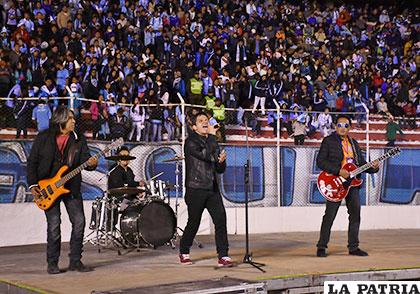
[{"xmin": 84, "ymin": 154, "xmax": 186, "ymax": 254}]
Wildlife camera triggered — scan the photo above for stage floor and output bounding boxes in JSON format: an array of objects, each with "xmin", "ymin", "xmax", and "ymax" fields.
[{"xmin": 1, "ymin": 229, "xmax": 420, "ymax": 294}]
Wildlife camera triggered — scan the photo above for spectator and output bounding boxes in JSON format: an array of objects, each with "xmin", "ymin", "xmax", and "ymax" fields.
[
  {"xmin": 39, "ymin": 77, "xmax": 58, "ymax": 107},
  {"xmin": 97, "ymin": 95, "xmax": 110, "ymax": 140},
  {"xmin": 211, "ymin": 99, "xmax": 226, "ymax": 142},
  {"xmin": 109, "ymin": 107, "xmax": 130, "ymax": 140},
  {"xmin": 128, "ymin": 97, "xmax": 145, "ymax": 142},
  {"xmin": 149, "ymin": 99, "xmax": 164, "ymax": 142},
  {"xmin": 267, "ymin": 110, "xmax": 278, "ymax": 138},
  {"xmin": 164, "ymin": 104, "xmax": 176, "ymax": 141},
  {"xmin": 89, "ymin": 100, "xmax": 100, "ymax": 140},
  {"xmin": 14, "ymin": 96, "xmax": 31, "ymax": 139},
  {"xmin": 403, "ymin": 102, "xmax": 417, "ymax": 129},
  {"xmin": 32, "ymin": 98, "xmax": 52, "ymax": 132},
  {"xmin": 292, "ymin": 117, "xmax": 306, "ymax": 145},
  {"xmin": 376, "ymin": 97, "xmax": 390, "ymax": 116},
  {"xmin": 187, "ymin": 71, "xmax": 203, "ymax": 106},
  {"xmin": 252, "ymin": 74, "xmax": 269, "ymax": 115},
  {"xmin": 318, "ymin": 107, "xmax": 333, "ymax": 138},
  {"xmin": 0, "ymin": 0, "xmax": 417, "ymax": 142},
  {"xmin": 386, "ymin": 116, "xmax": 404, "ymax": 147}
]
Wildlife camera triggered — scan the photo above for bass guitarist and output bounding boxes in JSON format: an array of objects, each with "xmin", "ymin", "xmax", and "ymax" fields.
[
  {"xmin": 316, "ymin": 114, "xmax": 379, "ymax": 257},
  {"xmin": 27, "ymin": 105, "xmax": 97, "ymax": 274}
]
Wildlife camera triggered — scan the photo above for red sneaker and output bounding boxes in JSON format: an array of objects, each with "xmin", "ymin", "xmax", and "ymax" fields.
[
  {"xmin": 218, "ymin": 256, "xmax": 233, "ymax": 267},
  {"xmin": 179, "ymin": 254, "xmax": 193, "ymax": 265}
]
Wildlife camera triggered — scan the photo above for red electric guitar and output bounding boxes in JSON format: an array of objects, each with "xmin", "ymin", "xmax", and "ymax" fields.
[
  {"xmin": 317, "ymin": 147, "xmax": 401, "ymax": 202},
  {"xmin": 34, "ymin": 138, "xmax": 124, "ymax": 210}
]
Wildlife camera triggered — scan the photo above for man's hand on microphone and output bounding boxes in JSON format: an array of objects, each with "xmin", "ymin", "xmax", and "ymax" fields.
[
  {"xmin": 208, "ymin": 124, "xmax": 219, "ymax": 135},
  {"xmin": 218, "ymin": 149, "xmax": 227, "ymax": 163}
]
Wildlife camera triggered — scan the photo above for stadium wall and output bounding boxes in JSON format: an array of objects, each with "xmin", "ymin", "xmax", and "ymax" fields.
[{"xmin": 0, "ymin": 141, "xmax": 419, "ymax": 247}]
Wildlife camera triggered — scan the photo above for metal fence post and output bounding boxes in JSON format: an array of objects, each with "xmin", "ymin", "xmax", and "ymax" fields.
[
  {"xmin": 361, "ymin": 103, "xmax": 370, "ymax": 206},
  {"xmin": 177, "ymin": 93, "xmax": 186, "ymax": 197},
  {"xmin": 273, "ymin": 100, "xmax": 281, "ymax": 207},
  {"xmin": 69, "ymin": 95, "xmax": 75, "ymax": 111}
]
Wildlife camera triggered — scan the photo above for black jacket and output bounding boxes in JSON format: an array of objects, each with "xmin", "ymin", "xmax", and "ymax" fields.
[
  {"xmin": 317, "ymin": 132, "xmax": 378, "ymax": 176},
  {"xmin": 27, "ymin": 129, "xmax": 94, "ymax": 197},
  {"xmin": 108, "ymin": 165, "xmax": 139, "ymax": 190},
  {"xmin": 185, "ymin": 132, "xmax": 226, "ymax": 190}
]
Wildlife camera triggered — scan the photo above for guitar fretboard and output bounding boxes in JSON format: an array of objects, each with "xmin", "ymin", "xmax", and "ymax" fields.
[
  {"xmin": 352, "ymin": 148, "xmax": 399, "ymax": 177},
  {"xmin": 56, "ymin": 150, "xmax": 107, "ymax": 188},
  {"xmin": 55, "ymin": 138, "xmax": 123, "ymax": 187}
]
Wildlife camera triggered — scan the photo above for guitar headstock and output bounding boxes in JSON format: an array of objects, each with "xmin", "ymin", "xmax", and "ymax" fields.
[
  {"xmin": 387, "ymin": 147, "xmax": 401, "ymax": 157},
  {"xmin": 105, "ymin": 138, "xmax": 124, "ymax": 153}
]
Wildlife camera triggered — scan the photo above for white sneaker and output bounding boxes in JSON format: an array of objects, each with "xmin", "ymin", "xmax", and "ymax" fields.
[
  {"xmin": 179, "ymin": 254, "xmax": 193, "ymax": 265},
  {"xmin": 218, "ymin": 256, "xmax": 233, "ymax": 267}
]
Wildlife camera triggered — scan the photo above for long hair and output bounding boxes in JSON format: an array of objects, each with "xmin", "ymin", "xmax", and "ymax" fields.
[{"xmin": 51, "ymin": 105, "xmax": 74, "ymax": 131}]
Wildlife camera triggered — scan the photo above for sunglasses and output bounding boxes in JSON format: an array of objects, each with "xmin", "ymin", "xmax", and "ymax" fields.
[{"xmin": 337, "ymin": 123, "xmax": 350, "ymax": 128}]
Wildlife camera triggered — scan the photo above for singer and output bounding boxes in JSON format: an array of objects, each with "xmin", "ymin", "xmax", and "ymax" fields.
[{"xmin": 179, "ymin": 112, "xmax": 233, "ymax": 267}]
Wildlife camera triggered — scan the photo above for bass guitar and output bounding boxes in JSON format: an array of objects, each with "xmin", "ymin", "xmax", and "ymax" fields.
[{"xmin": 34, "ymin": 138, "xmax": 124, "ymax": 210}]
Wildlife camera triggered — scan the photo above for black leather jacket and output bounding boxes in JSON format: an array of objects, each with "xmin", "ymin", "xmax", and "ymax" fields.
[
  {"xmin": 27, "ymin": 129, "xmax": 95, "ymax": 197},
  {"xmin": 185, "ymin": 132, "xmax": 226, "ymax": 190},
  {"xmin": 317, "ymin": 132, "xmax": 378, "ymax": 176}
]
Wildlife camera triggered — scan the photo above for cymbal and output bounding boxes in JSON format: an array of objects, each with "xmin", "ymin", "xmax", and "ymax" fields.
[
  {"xmin": 162, "ymin": 156, "xmax": 184, "ymax": 163},
  {"xmin": 105, "ymin": 155, "xmax": 136, "ymax": 161},
  {"xmin": 108, "ymin": 187, "xmax": 145, "ymax": 197}
]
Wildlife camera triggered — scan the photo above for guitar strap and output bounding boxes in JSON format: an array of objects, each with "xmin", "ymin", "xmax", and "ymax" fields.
[
  {"xmin": 348, "ymin": 137, "xmax": 360, "ymax": 166},
  {"xmin": 67, "ymin": 136, "xmax": 81, "ymax": 168}
]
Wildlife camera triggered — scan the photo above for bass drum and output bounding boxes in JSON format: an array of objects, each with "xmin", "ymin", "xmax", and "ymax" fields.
[{"xmin": 120, "ymin": 200, "xmax": 176, "ymax": 247}]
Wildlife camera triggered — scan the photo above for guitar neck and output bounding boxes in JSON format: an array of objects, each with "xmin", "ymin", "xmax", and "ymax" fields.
[
  {"xmin": 57, "ymin": 150, "xmax": 104, "ymax": 187},
  {"xmin": 352, "ymin": 151, "xmax": 392, "ymax": 177}
]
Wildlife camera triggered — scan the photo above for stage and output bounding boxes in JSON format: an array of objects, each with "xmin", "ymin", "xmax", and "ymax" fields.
[{"xmin": 1, "ymin": 229, "xmax": 420, "ymax": 293}]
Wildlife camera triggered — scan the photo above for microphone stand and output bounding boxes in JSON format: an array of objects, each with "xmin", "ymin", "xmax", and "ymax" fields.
[{"xmin": 242, "ymin": 115, "xmax": 266, "ymax": 272}]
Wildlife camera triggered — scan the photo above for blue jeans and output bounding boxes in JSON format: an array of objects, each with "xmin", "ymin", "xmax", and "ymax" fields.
[
  {"xmin": 45, "ymin": 195, "xmax": 86, "ymax": 264},
  {"xmin": 164, "ymin": 121, "xmax": 174, "ymax": 141},
  {"xmin": 151, "ymin": 120, "xmax": 162, "ymax": 142}
]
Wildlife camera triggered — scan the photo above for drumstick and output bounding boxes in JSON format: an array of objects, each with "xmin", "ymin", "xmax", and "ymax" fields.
[{"xmin": 150, "ymin": 172, "xmax": 164, "ymax": 181}]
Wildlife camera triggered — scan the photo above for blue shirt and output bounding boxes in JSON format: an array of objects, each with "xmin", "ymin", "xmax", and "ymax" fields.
[
  {"xmin": 32, "ymin": 104, "xmax": 51, "ymax": 131},
  {"xmin": 56, "ymin": 69, "xmax": 69, "ymax": 90}
]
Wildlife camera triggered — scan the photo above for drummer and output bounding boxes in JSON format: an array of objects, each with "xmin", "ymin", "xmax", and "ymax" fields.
[{"xmin": 108, "ymin": 146, "xmax": 145, "ymax": 211}]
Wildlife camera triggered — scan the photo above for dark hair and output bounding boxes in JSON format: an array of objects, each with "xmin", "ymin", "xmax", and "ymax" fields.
[
  {"xmin": 191, "ymin": 111, "xmax": 208, "ymax": 126},
  {"xmin": 335, "ymin": 114, "xmax": 352, "ymax": 126},
  {"xmin": 118, "ymin": 146, "xmax": 129, "ymax": 154}
]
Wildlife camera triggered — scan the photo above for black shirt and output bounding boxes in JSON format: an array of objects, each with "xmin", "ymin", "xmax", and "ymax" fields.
[{"xmin": 108, "ymin": 165, "xmax": 139, "ymax": 190}]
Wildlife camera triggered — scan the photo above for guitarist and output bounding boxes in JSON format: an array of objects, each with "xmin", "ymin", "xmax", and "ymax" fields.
[
  {"xmin": 316, "ymin": 114, "xmax": 379, "ymax": 257},
  {"xmin": 27, "ymin": 105, "xmax": 98, "ymax": 274}
]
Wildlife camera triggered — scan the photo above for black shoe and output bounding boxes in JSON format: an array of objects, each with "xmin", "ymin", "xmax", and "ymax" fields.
[
  {"xmin": 47, "ymin": 263, "xmax": 60, "ymax": 274},
  {"xmin": 349, "ymin": 248, "xmax": 368, "ymax": 256},
  {"xmin": 68, "ymin": 260, "xmax": 93, "ymax": 272},
  {"xmin": 317, "ymin": 248, "xmax": 327, "ymax": 257}
]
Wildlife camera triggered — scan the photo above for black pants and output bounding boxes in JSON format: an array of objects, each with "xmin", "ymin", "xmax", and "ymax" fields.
[
  {"xmin": 16, "ymin": 116, "xmax": 27, "ymax": 138},
  {"xmin": 317, "ymin": 188, "xmax": 360, "ymax": 251},
  {"xmin": 180, "ymin": 188, "xmax": 229, "ymax": 258},
  {"xmin": 45, "ymin": 194, "xmax": 86, "ymax": 264}
]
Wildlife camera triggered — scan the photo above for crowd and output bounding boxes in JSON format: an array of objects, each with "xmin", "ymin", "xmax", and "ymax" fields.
[{"xmin": 0, "ymin": 0, "xmax": 418, "ymax": 142}]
